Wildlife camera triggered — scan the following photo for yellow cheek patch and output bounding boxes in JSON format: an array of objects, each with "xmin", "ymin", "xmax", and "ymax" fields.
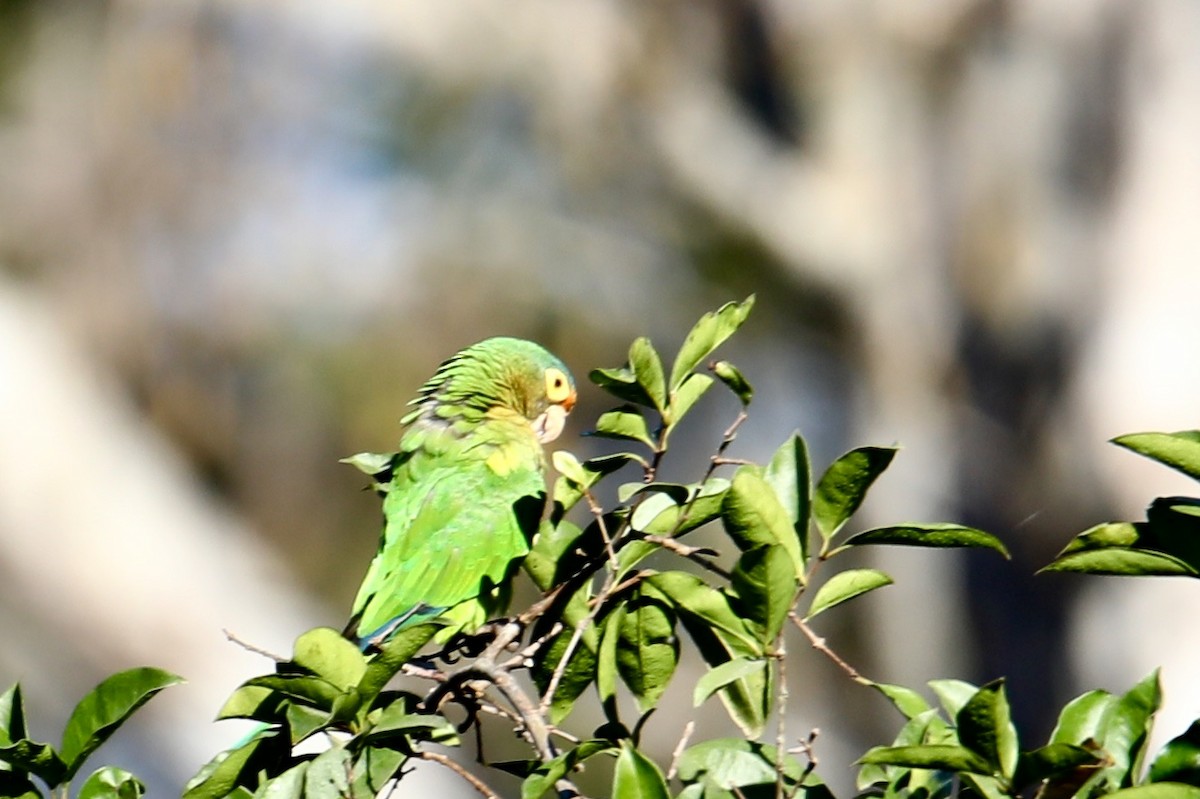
[{"xmin": 545, "ymin": 367, "xmax": 574, "ymax": 408}]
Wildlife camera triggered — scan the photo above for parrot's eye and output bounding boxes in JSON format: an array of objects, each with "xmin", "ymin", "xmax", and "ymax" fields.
[{"xmin": 545, "ymin": 368, "xmax": 572, "ymax": 405}]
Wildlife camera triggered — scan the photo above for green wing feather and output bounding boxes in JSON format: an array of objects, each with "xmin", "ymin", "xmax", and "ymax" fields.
[{"xmin": 348, "ymin": 418, "xmax": 546, "ymax": 646}]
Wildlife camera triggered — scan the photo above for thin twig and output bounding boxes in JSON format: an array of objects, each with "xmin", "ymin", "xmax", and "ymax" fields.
[
  {"xmin": 223, "ymin": 629, "xmax": 285, "ymax": 662},
  {"xmin": 642, "ymin": 534, "xmax": 730, "ymax": 578},
  {"xmin": 775, "ymin": 638, "xmax": 788, "ymax": 799},
  {"xmin": 789, "ymin": 613, "xmax": 867, "ymax": 683},
  {"xmin": 416, "ymin": 751, "xmax": 501, "ymax": 799},
  {"xmin": 667, "ymin": 721, "xmax": 696, "ymax": 780}
]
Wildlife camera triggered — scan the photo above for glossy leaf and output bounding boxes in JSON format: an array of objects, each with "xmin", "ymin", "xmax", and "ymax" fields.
[
  {"xmin": 0, "ymin": 684, "xmax": 27, "ymax": 745},
  {"xmin": 1150, "ymin": 721, "xmax": 1200, "ymax": 784},
  {"xmin": 956, "ymin": 680, "xmax": 1019, "ymax": 778},
  {"xmin": 858, "ymin": 744, "xmax": 991, "ymax": 774},
  {"xmin": 722, "ymin": 467, "xmax": 804, "ymax": 577},
  {"xmin": 590, "ymin": 366, "xmax": 657, "ymax": 408},
  {"xmin": 669, "ymin": 296, "xmax": 755, "ymax": 389},
  {"xmin": 292, "ymin": 628, "xmax": 366, "ymax": 692},
  {"xmin": 812, "ymin": 447, "xmax": 897, "ymax": 541},
  {"xmin": 764, "ymin": 432, "xmax": 812, "ymax": 564},
  {"xmin": 616, "ymin": 585, "xmax": 679, "ymax": 711},
  {"xmin": 243, "ymin": 675, "xmax": 341, "ymax": 710},
  {"xmin": 805, "ymin": 568, "xmax": 893, "ymax": 620},
  {"xmin": 182, "ymin": 732, "xmax": 271, "ymax": 799},
  {"xmin": 613, "ymin": 741, "xmax": 671, "ymax": 799},
  {"xmin": 59, "ymin": 668, "xmax": 183, "ymax": 779},
  {"xmin": 693, "ymin": 658, "xmax": 766, "ymax": 707},
  {"xmin": 1050, "ymin": 689, "xmax": 1116, "ymax": 745},
  {"xmin": 0, "ymin": 739, "xmax": 65, "ymax": 786},
  {"xmin": 77, "ymin": 766, "xmax": 145, "ymax": 799},
  {"xmin": 1042, "ymin": 548, "xmax": 1198, "ymax": 577},
  {"xmin": 647, "ymin": 571, "xmax": 760, "ymax": 651},
  {"xmin": 929, "ymin": 679, "xmax": 980, "ymax": 720},
  {"xmin": 597, "ymin": 605, "xmax": 625, "ymax": 714},
  {"xmin": 216, "ymin": 685, "xmax": 279, "ymax": 722},
  {"xmin": 730, "ymin": 545, "xmax": 797, "ymax": 642},
  {"xmin": 711, "ymin": 360, "xmax": 753, "ymax": 405},
  {"xmin": 1113, "ymin": 431, "xmax": 1200, "ymax": 482},
  {"xmin": 674, "ymin": 612, "xmax": 770, "ymax": 736},
  {"xmin": 633, "ymin": 478, "xmax": 729, "ymax": 537},
  {"xmin": 629, "ymin": 337, "xmax": 667, "ymax": 412},
  {"xmin": 869, "ymin": 681, "xmax": 933, "ymax": 720},
  {"xmin": 257, "ymin": 762, "xmax": 309, "ymax": 799},
  {"xmin": 1099, "ymin": 670, "xmax": 1162, "ymax": 789},
  {"xmin": 593, "ymin": 407, "xmax": 655, "ymax": 448},
  {"xmin": 843, "ymin": 524, "xmax": 1009, "ymax": 558},
  {"xmin": 669, "ymin": 373, "xmax": 714, "ymax": 425}
]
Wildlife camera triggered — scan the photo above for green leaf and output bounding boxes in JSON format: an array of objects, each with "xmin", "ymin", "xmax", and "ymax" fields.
[
  {"xmin": 1150, "ymin": 721, "xmax": 1200, "ymax": 784},
  {"xmin": 0, "ymin": 771, "xmax": 41, "ymax": 799},
  {"xmin": 722, "ymin": 467, "xmax": 804, "ymax": 578},
  {"xmin": 357, "ymin": 622, "xmax": 440, "ymax": 702},
  {"xmin": 613, "ymin": 741, "xmax": 671, "ymax": 799},
  {"xmin": 868, "ymin": 682, "xmax": 933, "ymax": 720},
  {"xmin": 1042, "ymin": 548, "xmax": 1198, "ymax": 577},
  {"xmin": 1098, "ymin": 670, "xmax": 1162, "ymax": 789},
  {"xmin": 1050, "ymin": 689, "xmax": 1116, "ymax": 745},
  {"xmin": 1015, "ymin": 743, "xmax": 1103, "ymax": 790},
  {"xmin": 668, "ymin": 373, "xmax": 714, "ymax": 425},
  {"xmin": 843, "ymin": 524, "xmax": 1009, "ymax": 558},
  {"xmin": 669, "ymin": 296, "xmax": 755, "ymax": 389},
  {"xmin": 0, "ymin": 739, "xmax": 65, "ymax": 786},
  {"xmin": 285, "ymin": 703, "xmax": 331, "ymax": 746},
  {"xmin": 305, "ymin": 746, "xmax": 352, "ymax": 799},
  {"xmin": 533, "ymin": 626, "xmax": 598, "ymax": 725},
  {"xmin": 552, "ymin": 450, "xmax": 590, "ymax": 485},
  {"xmin": 352, "ymin": 747, "xmax": 407, "ymax": 798},
  {"xmin": 590, "ymin": 366, "xmax": 657, "ymax": 408},
  {"xmin": 522, "ymin": 741, "xmax": 614, "ymax": 799},
  {"xmin": 365, "ymin": 699, "xmax": 458, "ymax": 746},
  {"xmin": 1105, "ymin": 785, "xmax": 1200, "ymax": 799},
  {"xmin": 956, "ymin": 679, "xmax": 1019, "ymax": 778},
  {"xmin": 693, "ymin": 658, "xmax": 766, "ymax": 707},
  {"xmin": 633, "ymin": 478, "xmax": 729, "ymax": 537},
  {"xmin": 182, "ymin": 732, "xmax": 272, "ymax": 799},
  {"xmin": 647, "ymin": 571, "xmax": 760, "ymax": 651},
  {"xmin": 0, "ymin": 684, "xmax": 27, "ymax": 746},
  {"xmin": 59, "ymin": 668, "xmax": 183, "ymax": 780},
  {"xmin": 673, "ymin": 612, "xmax": 770, "ymax": 737},
  {"xmin": 216, "ymin": 685, "xmax": 280, "ymax": 722},
  {"xmin": 1113, "ymin": 431, "xmax": 1200, "ymax": 482},
  {"xmin": 764, "ymin": 432, "xmax": 812, "ymax": 565},
  {"xmin": 256, "ymin": 761, "xmax": 309, "ymax": 799},
  {"xmin": 805, "ymin": 568, "xmax": 893, "ymax": 620},
  {"xmin": 243, "ymin": 675, "xmax": 341, "ymax": 710},
  {"xmin": 292, "ymin": 628, "xmax": 366, "ymax": 691},
  {"xmin": 77, "ymin": 767, "xmax": 145, "ymax": 799},
  {"xmin": 730, "ymin": 545, "xmax": 797, "ymax": 642},
  {"xmin": 593, "ymin": 408, "xmax": 655, "ymax": 448},
  {"xmin": 629, "ymin": 337, "xmax": 667, "ymax": 412},
  {"xmin": 812, "ymin": 447, "xmax": 897, "ymax": 541},
  {"xmin": 616, "ymin": 585, "xmax": 679, "ymax": 711},
  {"xmin": 858, "ymin": 744, "xmax": 992, "ymax": 774},
  {"xmin": 711, "ymin": 361, "xmax": 753, "ymax": 405},
  {"xmin": 677, "ymin": 738, "xmax": 807, "ymax": 788},
  {"xmin": 597, "ymin": 605, "xmax": 625, "ymax": 716},
  {"xmin": 929, "ymin": 679, "xmax": 980, "ymax": 720}
]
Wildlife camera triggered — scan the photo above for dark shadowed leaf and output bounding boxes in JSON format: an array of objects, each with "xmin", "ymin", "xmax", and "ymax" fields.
[
  {"xmin": 1113, "ymin": 432, "xmax": 1200, "ymax": 481},
  {"xmin": 597, "ymin": 605, "xmax": 625, "ymax": 714},
  {"xmin": 59, "ymin": 668, "xmax": 183, "ymax": 779},
  {"xmin": 805, "ymin": 568, "xmax": 893, "ymax": 620},
  {"xmin": 722, "ymin": 467, "xmax": 804, "ymax": 577},
  {"xmin": 1015, "ymin": 743, "xmax": 1103, "ymax": 790},
  {"xmin": 844, "ymin": 524, "xmax": 1009, "ymax": 558},
  {"xmin": 0, "ymin": 684, "xmax": 27, "ymax": 745},
  {"xmin": 1151, "ymin": 721, "xmax": 1200, "ymax": 784},
  {"xmin": 730, "ymin": 545, "xmax": 797, "ymax": 642},
  {"xmin": 812, "ymin": 447, "xmax": 897, "ymax": 541},
  {"xmin": 522, "ymin": 741, "xmax": 615, "ymax": 799},
  {"xmin": 590, "ymin": 366, "xmax": 658, "ymax": 408},
  {"xmin": 182, "ymin": 731, "xmax": 272, "ymax": 799},
  {"xmin": 0, "ymin": 771, "xmax": 41, "ymax": 799},
  {"xmin": 533, "ymin": 626, "xmax": 598, "ymax": 725},
  {"xmin": 669, "ymin": 296, "xmax": 755, "ymax": 389},
  {"xmin": 1104, "ymin": 785, "xmax": 1200, "ymax": 799},
  {"xmin": 956, "ymin": 680, "xmax": 1018, "ymax": 778},
  {"xmin": 0, "ymin": 739, "xmax": 65, "ymax": 786},
  {"xmin": 711, "ymin": 361, "xmax": 753, "ymax": 405},
  {"xmin": 613, "ymin": 741, "xmax": 671, "ymax": 799},
  {"xmin": 929, "ymin": 679, "xmax": 980, "ymax": 719}
]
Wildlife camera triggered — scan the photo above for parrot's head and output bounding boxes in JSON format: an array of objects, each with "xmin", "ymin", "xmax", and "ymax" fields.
[{"xmin": 410, "ymin": 337, "xmax": 577, "ymax": 444}]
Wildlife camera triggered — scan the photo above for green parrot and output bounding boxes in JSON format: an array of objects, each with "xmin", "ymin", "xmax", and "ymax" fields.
[{"xmin": 343, "ymin": 337, "xmax": 577, "ymax": 650}]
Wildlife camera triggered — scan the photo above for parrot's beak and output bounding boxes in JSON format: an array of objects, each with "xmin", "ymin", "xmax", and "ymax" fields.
[
  {"xmin": 533, "ymin": 403, "xmax": 568, "ymax": 443},
  {"xmin": 562, "ymin": 388, "xmax": 577, "ymax": 414}
]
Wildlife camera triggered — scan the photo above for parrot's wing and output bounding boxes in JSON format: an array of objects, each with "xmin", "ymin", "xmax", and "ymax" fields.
[{"xmin": 348, "ymin": 455, "xmax": 544, "ymax": 644}]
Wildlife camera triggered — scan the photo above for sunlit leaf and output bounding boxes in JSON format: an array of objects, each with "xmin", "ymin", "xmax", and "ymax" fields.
[
  {"xmin": 616, "ymin": 585, "xmax": 679, "ymax": 711},
  {"xmin": 592, "ymin": 408, "xmax": 655, "ymax": 448},
  {"xmin": 844, "ymin": 524, "xmax": 1009, "ymax": 559},
  {"xmin": 352, "ymin": 747, "xmax": 407, "ymax": 798},
  {"xmin": 722, "ymin": 467, "xmax": 804, "ymax": 578},
  {"xmin": 243, "ymin": 675, "xmax": 341, "ymax": 710},
  {"xmin": 1113, "ymin": 431, "xmax": 1200, "ymax": 482},
  {"xmin": 1098, "ymin": 670, "xmax": 1162, "ymax": 789},
  {"xmin": 812, "ymin": 447, "xmax": 896, "ymax": 541},
  {"xmin": 216, "ymin": 685, "xmax": 279, "ymax": 722},
  {"xmin": 1104, "ymin": 785, "xmax": 1200, "ymax": 799},
  {"xmin": 805, "ymin": 568, "xmax": 893, "ymax": 620},
  {"xmin": 929, "ymin": 679, "xmax": 980, "ymax": 720},
  {"xmin": 523, "ymin": 741, "xmax": 615, "ymax": 799},
  {"xmin": 858, "ymin": 744, "xmax": 991, "ymax": 774},
  {"xmin": 692, "ymin": 658, "xmax": 766, "ymax": 707},
  {"xmin": 59, "ymin": 668, "xmax": 183, "ymax": 779},
  {"xmin": 304, "ymin": 746, "xmax": 352, "ymax": 799},
  {"xmin": 669, "ymin": 296, "xmax": 755, "ymax": 390},
  {"xmin": 668, "ymin": 373, "xmax": 714, "ymax": 425},
  {"xmin": 629, "ymin": 337, "xmax": 667, "ymax": 412},
  {"xmin": 357, "ymin": 622, "xmax": 441, "ymax": 703},
  {"xmin": 764, "ymin": 432, "xmax": 812, "ymax": 564},
  {"xmin": 1041, "ymin": 548, "xmax": 1197, "ymax": 577},
  {"xmin": 677, "ymin": 738, "xmax": 807, "ymax": 788},
  {"xmin": 590, "ymin": 366, "xmax": 657, "ymax": 408},
  {"xmin": 730, "ymin": 545, "xmax": 797, "ymax": 642},
  {"xmin": 1050, "ymin": 689, "xmax": 1116, "ymax": 746},
  {"xmin": 0, "ymin": 684, "xmax": 27, "ymax": 746},
  {"xmin": 613, "ymin": 741, "xmax": 671, "ymax": 799},
  {"xmin": 182, "ymin": 731, "xmax": 273, "ymax": 799},
  {"xmin": 292, "ymin": 628, "xmax": 366, "ymax": 692},
  {"xmin": 633, "ymin": 479, "xmax": 729, "ymax": 537},
  {"xmin": 711, "ymin": 361, "xmax": 753, "ymax": 405},
  {"xmin": 869, "ymin": 681, "xmax": 933, "ymax": 720}
]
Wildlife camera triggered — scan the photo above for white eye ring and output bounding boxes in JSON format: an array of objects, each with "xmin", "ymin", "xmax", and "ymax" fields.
[{"xmin": 545, "ymin": 368, "xmax": 571, "ymax": 404}]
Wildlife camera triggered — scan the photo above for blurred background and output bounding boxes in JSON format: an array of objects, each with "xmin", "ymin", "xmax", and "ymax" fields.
[{"xmin": 2, "ymin": 0, "xmax": 1200, "ymax": 795}]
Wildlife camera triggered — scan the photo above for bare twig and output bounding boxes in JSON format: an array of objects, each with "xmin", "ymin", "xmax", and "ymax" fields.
[
  {"xmin": 416, "ymin": 751, "xmax": 501, "ymax": 799},
  {"xmin": 775, "ymin": 639, "xmax": 788, "ymax": 799},
  {"xmin": 223, "ymin": 629, "xmax": 285, "ymax": 662},
  {"xmin": 642, "ymin": 534, "xmax": 730, "ymax": 578},
  {"xmin": 790, "ymin": 613, "xmax": 867, "ymax": 683},
  {"xmin": 667, "ymin": 720, "xmax": 696, "ymax": 780}
]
